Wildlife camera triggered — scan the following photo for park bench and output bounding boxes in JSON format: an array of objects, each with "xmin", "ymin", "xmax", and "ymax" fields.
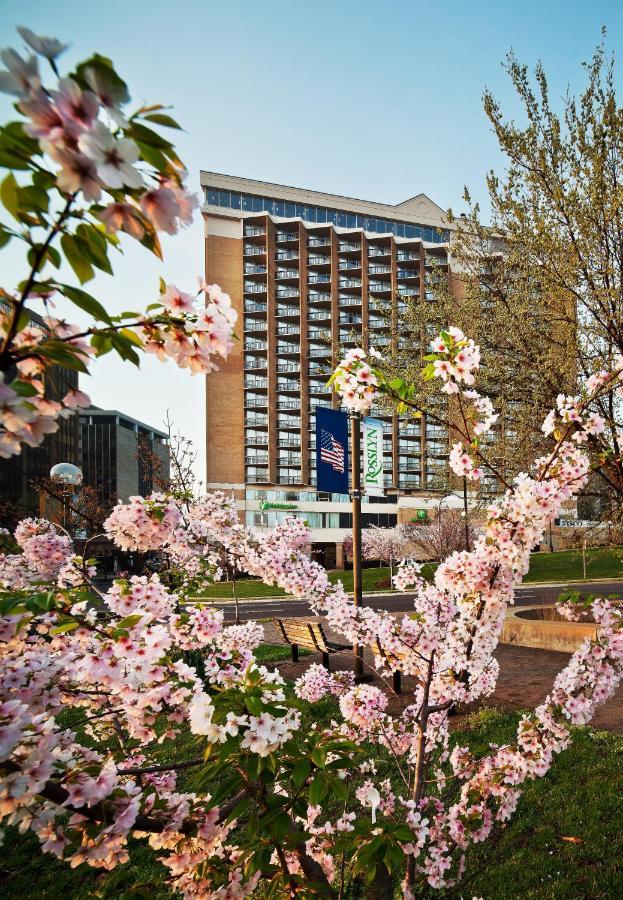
[{"xmin": 274, "ymin": 618, "xmax": 351, "ymax": 670}]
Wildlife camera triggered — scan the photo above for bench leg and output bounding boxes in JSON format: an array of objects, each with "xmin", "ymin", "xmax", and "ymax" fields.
[
  {"xmin": 291, "ymin": 644, "xmax": 299, "ymax": 663},
  {"xmin": 393, "ymin": 670, "xmax": 402, "ymax": 695},
  {"xmin": 322, "ymin": 652, "xmax": 330, "ymax": 671}
]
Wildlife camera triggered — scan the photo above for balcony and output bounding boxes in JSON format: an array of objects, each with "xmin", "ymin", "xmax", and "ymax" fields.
[
  {"xmin": 244, "ymin": 263, "xmax": 267, "ymax": 275},
  {"xmin": 276, "ymin": 287, "xmax": 299, "ymax": 300},
  {"xmin": 277, "ymin": 345, "xmax": 301, "ymax": 357},
  {"xmin": 276, "ymin": 250, "xmax": 299, "ymax": 261},
  {"xmin": 338, "ymin": 277, "xmax": 361, "ymax": 289},
  {"xmin": 244, "ymin": 300, "xmax": 267, "ymax": 313},
  {"xmin": 397, "ymin": 268, "xmax": 418, "ymax": 279},
  {"xmin": 244, "ymin": 377, "xmax": 267, "ymax": 389},
  {"xmin": 247, "ymin": 472, "xmax": 270, "ymax": 484},
  {"xmin": 308, "ymin": 273, "xmax": 331, "ymax": 285},
  {"xmin": 244, "ymin": 357, "xmax": 267, "ymax": 371},
  {"xmin": 369, "ymin": 265, "xmax": 391, "ymax": 275},
  {"xmin": 398, "ymin": 284, "xmax": 418, "ymax": 298},
  {"xmin": 276, "ymin": 305, "xmax": 300, "ymax": 317},
  {"xmin": 278, "ymin": 418, "xmax": 301, "ymax": 430},
  {"xmin": 276, "ymin": 324, "xmax": 300, "ymax": 336},
  {"xmin": 244, "ymin": 245, "xmax": 266, "ymax": 257},
  {"xmin": 277, "ymin": 476, "xmax": 302, "ymax": 484},
  {"xmin": 308, "ymin": 310, "xmax": 331, "ymax": 322},
  {"xmin": 245, "ymin": 397, "xmax": 267, "ymax": 408},
  {"xmin": 338, "ymin": 259, "xmax": 361, "ymax": 271},
  {"xmin": 369, "ymin": 281, "xmax": 391, "ymax": 292},
  {"xmin": 276, "ymin": 269, "xmax": 299, "ymax": 281},
  {"xmin": 309, "ymin": 346, "xmax": 330, "ymax": 358},
  {"xmin": 399, "ymin": 478, "xmax": 421, "ymax": 488},
  {"xmin": 244, "ymin": 283, "xmax": 267, "ymax": 295},
  {"xmin": 339, "ymin": 313, "xmax": 362, "ymax": 325},
  {"xmin": 308, "ymin": 254, "xmax": 331, "ymax": 266},
  {"xmin": 277, "ymin": 231, "xmax": 298, "ymax": 242},
  {"xmin": 277, "ymin": 362, "xmax": 299, "ymax": 373},
  {"xmin": 338, "ymin": 294, "xmax": 361, "ymax": 306},
  {"xmin": 246, "ymin": 416, "xmax": 268, "ymax": 427},
  {"xmin": 278, "ymin": 456, "xmax": 302, "ymax": 466},
  {"xmin": 278, "ymin": 380, "xmax": 299, "ymax": 392},
  {"xmin": 244, "ymin": 320, "xmax": 267, "ymax": 333},
  {"xmin": 244, "ymin": 339, "xmax": 267, "ymax": 351},
  {"xmin": 397, "ymin": 251, "xmax": 419, "ymax": 261},
  {"xmin": 246, "ymin": 434, "xmax": 268, "ymax": 446},
  {"xmin": 308, "ymin": 237, "xmax": 330, "ymax": 248},
  {"xmin": 339, "ymin": 241, "xmax": 360, "ymax": 253},
  {"xmin": 244, "ymin": 225, "xmax": 265, "ymax": 237},
  {"xmin": 277, "ymin": 399, "xmax": 299, "ymax": 410},
  {"xmin": 278, "ymin": 437, "xmax": 300, "ymax": 448}
]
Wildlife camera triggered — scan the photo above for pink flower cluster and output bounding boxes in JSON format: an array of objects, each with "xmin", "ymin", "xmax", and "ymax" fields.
[
  {"xmin": 333, "ymin": 347, "xmax": 379, "ymax": 414},
  {"xmin": 103, "ymin": 493, "xmax": 182, "ymax": 551}
]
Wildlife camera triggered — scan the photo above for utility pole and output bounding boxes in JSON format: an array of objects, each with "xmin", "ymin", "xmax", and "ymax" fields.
[
  {"xmin": 350, "ymin": 412, "xmax": 371, "ymax": 683},
  {"xmin": 463, "ymin": 476, "xmax": 470, "ymax": 552}
]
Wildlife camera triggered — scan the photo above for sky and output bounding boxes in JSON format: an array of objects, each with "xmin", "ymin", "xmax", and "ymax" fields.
[{"xmin": 1, "ymin": 0, "xmax": 623, "ymax": 484}]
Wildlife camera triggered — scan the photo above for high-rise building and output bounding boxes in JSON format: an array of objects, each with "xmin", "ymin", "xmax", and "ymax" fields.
[
  {"xmin": 0, "ymin": 306, "xmax": 80, "ymax": 522},
  {"xmin": 202, "ymin": 172, "xmax": 460, "ymax": 566},
  {"xmin": 79, "ymin": 408, "xmax": 170, "ymax": 507}
]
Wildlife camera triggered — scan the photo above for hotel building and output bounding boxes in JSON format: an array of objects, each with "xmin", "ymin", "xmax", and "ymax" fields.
[{"xmin": 202, "ymin": 172, "xmax": 463, "ymax": 567}]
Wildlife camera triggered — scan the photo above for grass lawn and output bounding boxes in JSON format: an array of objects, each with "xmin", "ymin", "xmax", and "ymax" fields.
[
  {"xmin": 3, "ymin": 702, "xmax": 623, "ymax": 899},
  {"xmin": 194, "ymin": 548, "xmax": 623, "ymax": 601},
  {"xmin": 524, "ymin": 545, "xmax": 623, "ymax": 583}
]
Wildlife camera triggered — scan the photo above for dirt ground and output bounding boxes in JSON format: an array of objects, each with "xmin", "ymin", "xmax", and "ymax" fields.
[{"xmin": 261, "ymin": 619, "xmax": 623, "ymax": 733}]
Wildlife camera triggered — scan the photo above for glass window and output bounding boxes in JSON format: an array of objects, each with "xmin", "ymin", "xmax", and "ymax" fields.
[
  {"xmin": 326, "ymin": 210, "xmax": 337, "ymax": 224},
  {"xmin": 423, "ymin": 227, "xmax": 433, "ymax": 242},
  {"xmin": 252, "ymin": 196, "xmax": 263, "ymax": 212},
  {"xmin": 295, "ymin": 203, "xmax": 305, "ymax": 217},
  {"xmin": 305, "ymin": 206, "xmax": 317, "ymax": 222},
  {"xmin": 396, "ymin": 223, "xmax": 405, "ymax": 237},
  {"xmin": 242, "ymin": 194, "xmax": 253, "ymax": 211},
  {"xmin": 337, "ymin": 212, "xmax": 347, "ymax": 227},
  {"xmin": 316, "ymin": 207, "xmax": 327, "ymax": 223},
  {"xmin": 356, "ymin": 214, "xmax": 365, "ymax": 228},
  {"xmin": 218, "ymin": 190, "xmax": 230, "ymax": 207},
  {"xmin": 285, "ymin": 202, "xmax": 295, "ymax": 217},
  {"xmin": 263, "ymin": 198, "xmax": 274, "ymax": 214},
  {"xmin": 275, "ymin": 200, "xmax": 285, "ymax": 216},
  {"xmin": 230, "ymin": 191, "xmax": 241, "ymax": 209},
  {"xmin": 405, "ymin": 224, "xmax": 415, "ymax": 238},
  {"xmin": 207, "ymin": 189, "xmax": 218, "ymax": 205}
]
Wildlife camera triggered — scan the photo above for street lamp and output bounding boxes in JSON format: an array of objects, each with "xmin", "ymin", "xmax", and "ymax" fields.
[{"xmin": 50, "ymin": 462, "xmax": 83, "ymax": 531}]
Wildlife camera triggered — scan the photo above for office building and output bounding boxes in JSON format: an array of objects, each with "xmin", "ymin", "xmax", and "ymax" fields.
[
  {"xmin": 202, "ymin": 172, "xmax": 462, "ymax": 565},
  {"xmin": 79, "ymin": 408, "xmax": 170, "ymax": 507}
]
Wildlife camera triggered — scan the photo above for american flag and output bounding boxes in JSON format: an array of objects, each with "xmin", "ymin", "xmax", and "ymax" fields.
[{"xmin": 320, "ymin": 429, "xmax": 345, "ymax": 473}]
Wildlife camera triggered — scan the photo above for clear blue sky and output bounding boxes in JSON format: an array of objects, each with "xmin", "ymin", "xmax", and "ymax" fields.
[{"xmin": 1, "ymin": 0, "xmax": 622, "ymax": 483}]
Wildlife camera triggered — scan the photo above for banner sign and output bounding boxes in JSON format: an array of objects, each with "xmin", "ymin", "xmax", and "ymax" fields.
[
  {"xmin": 316, "ymin": 407, "xmax": 349, "ymax": 493},
  {"xmin": 363, "ymin": 416, "xmax": 384, "ymax": 497}
]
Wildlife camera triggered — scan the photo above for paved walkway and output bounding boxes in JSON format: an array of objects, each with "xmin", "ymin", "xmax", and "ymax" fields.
[{"xmin": 262, "ymin": 620, "xmax": 623, "ymax": 733}]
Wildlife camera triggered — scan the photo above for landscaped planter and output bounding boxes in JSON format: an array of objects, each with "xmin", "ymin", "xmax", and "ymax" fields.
[{"xmin": 501, "ymin": 605, "xmax": 597, "ymax": 653}]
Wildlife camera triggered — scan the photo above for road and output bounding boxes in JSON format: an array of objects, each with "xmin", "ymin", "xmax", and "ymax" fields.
[{"xmin": 214, "ymin": 580, "xmax": 623, "ymax": 622}]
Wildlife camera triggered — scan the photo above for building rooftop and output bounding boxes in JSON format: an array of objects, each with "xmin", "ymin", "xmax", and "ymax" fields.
[
  {"xmin": 200, "ymin": 171, "xmax": 450, "ymax": 231},
  {"xmin": 80, "ymin": 407, "xmax": 168, "ymax": 440}
]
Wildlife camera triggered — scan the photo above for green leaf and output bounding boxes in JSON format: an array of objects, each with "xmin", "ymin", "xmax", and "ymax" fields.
[
  {"xmin": 0, "ymin": 226, "xmax": 12, "ymax": 249},
  {"xmin": 77, "ymin": 223, "xmax": 113, "ymax": 274},
  {"xmin": 61, "ymin": 233, "xmax": 95, "ymax": 284},
  {"xmin": 51, "ymin": 621, "xmax": 79, "ymax": 635},
  {"xmin": 1, "ymin": 172, "xmax": 19, "ymax": 218},
  {"xmin": 291, "ymin": 758, "xmax": 311, "ymax": 789},
  {"xmin": 309, "ymin": 773, "xmax": 328, "ymax": 805},
  {"xmin": 269, "ymin": 812, "xmax": 292, "ymax": 842},
  {"xmin": 143, "ymin": 113, "xmax": 182, "ymax": 129},
  {"xmin": 61, "ymin": 284, "xmax": 112, "ymax": 324},
  {"xmin": 116, "ymin": 614, "xmax": 144, "ymax": 629},
  {"xmin": 39, "ymin": 339, "xmax": 90, "ymax": 373}
]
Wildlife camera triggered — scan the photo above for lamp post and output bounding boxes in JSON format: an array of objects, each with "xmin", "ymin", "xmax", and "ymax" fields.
[
  {"xmin": 435, "ymin": 492, "xmax": 454, "ymax": 562},
  {"xmin": 49, "ymin": 462, "xmax": 83, "ymax": 533},
  {"xmin": 349, "ymin": 412, "xmax": 372, "ymax": 683}
]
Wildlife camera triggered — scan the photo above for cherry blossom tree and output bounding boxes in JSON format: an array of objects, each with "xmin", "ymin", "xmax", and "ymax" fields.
[
  {"xmin": 3, "ymin": 321, "xmax": 623, "ymax": 896},
  {"xmin": 405, "ymin": 509, "xmax": 479, "ymax": 563},
  {"xmin": 0, "ymin": 28, "xmax": 236, "ymax": 460},
  {"xmin": 343, "ymin": 525, "xmax": 410, "ymax": 582}
]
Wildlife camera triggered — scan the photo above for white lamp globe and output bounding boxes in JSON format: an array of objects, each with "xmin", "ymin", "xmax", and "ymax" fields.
[{"xmin": 50, "ymin": 462, "xmax": 83, "ymax": 486}]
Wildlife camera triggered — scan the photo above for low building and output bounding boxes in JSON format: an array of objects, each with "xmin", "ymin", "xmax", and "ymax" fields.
[{"xmin": 79, "ymin": 408, "xmax": 169, "ymax": 506}]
